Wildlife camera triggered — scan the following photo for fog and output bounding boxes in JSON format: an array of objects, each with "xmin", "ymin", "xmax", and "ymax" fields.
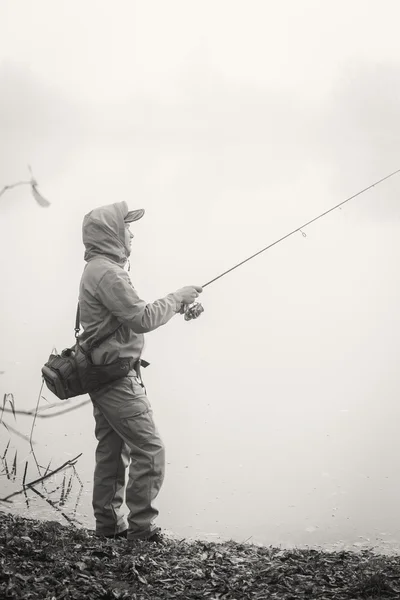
[{"xmin": 1, "ymin": 0, "xmax": 400, "ymax": 552}]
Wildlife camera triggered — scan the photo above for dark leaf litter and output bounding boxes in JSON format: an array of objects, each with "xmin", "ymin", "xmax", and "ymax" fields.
[{"xmin": 1, "ymin": 511, "xmax": 400, "ymax": 599}]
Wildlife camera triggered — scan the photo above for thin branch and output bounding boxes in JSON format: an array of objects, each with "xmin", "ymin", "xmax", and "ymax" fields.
[
  {"xmin": 71, "ymin": 467, "xmax": 84, "ymax": 520},
  {"xmin": 0, "ymin": 394, "xmax": 6, "ymax": 428},
  {"xmin": 2, "ymin": 440, "xmax": 10, "ymax": 460},
  {"xmin": 23, "ymin": 486, "xmax": 30, "ymax": 509},
  {"xmin": 43, "ymin": 458, "xmax": 52, "ymax": 478},
  {"xmin": 1, "ymin": 399, "xmax": 91, "ymax": 418},
  {"xmin": 0, "ymin": 422, "xmax": 37, "ymax": 444},
  {"xmin": 0, "ymin": 180, "xmax": 32, "ymax": 198},
  {"xmin": 0, "ymin": 452, "xmax": 82, "ymax": 502},
  {"xmin": 25, "ymin": 453, "xmax": 82, "ymax": 488},
  {"xmin": 29, "ymin": 379, "xmax": 45, "ymax": 447},
  {"xmin": 29, "ymin": 485, "xmax": 83, "ymax": 525},
  {"xmin": 22, "ymin": 461, "xmax": 28, "ymax": 486},
  {"xmin": 1, "ymin": 167, "xmax": 50, "ymax": 207},
  {"xmin": 28, "ymin": 441, "xmax": 48, "ymax": 481}
]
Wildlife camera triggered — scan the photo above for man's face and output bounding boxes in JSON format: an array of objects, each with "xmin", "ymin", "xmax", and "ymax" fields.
[{"xmin": 124, "ymin": 222, "xmax": 134, "ymax": 255}]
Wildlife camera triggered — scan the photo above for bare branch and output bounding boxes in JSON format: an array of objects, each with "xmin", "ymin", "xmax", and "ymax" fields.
[
  {"xmin": 25, "ymin": 453, "xmax": 82, "ymax": 487},
  {"xmin": 0, "ymin": 422, "xmax": 36, "ymax": 444},
  {"xmin": 1, "ymin": 398, "xmax": 91, "ymax": 418},
  {"xmin": 0, "ymin": 180, "xmax": 32, "ymax": 198},
  {"xmin": 0, "ymin": 452, "xmax": 82, "ymax": 502},
  {"xmin": 29, "ymin": 485, "xmax": 82, "ymax": 525},
  {"xmin": 1, "ymin": 166, "xmax": 50, "ymax": 207},
  {"xmin": 29, "ymin": 379, "xmax": 45, "ymax": 447}
]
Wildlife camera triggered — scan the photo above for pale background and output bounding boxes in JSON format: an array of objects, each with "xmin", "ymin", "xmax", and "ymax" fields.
[{"xmin": 1, "ymin": 0, "xmax": 400, "ymax": 553}]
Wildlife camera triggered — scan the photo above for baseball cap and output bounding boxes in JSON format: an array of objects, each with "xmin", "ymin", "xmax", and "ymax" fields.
[{"xmin": 125, "ymin": 208, "xmax": 145, "ymax": 223}]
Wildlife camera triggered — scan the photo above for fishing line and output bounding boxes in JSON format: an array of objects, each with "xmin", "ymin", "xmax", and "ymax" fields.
[{"xmin": 184, "ymin": 167, "xmax": 400, "ymax": 320}]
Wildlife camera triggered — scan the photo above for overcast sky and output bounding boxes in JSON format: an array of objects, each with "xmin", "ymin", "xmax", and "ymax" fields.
[
  {"xmin": 2, "ymin": 0, "xmax": 400, "ymax": 417},
  {"xmin": 1, "ymin": 0, "xmax": 400, "ymax": 546}
]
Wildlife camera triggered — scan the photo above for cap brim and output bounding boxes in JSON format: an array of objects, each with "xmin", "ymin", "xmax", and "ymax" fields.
[{"xmin": 125, "ymin": 208, "xmax": 145, "ymax": 223}]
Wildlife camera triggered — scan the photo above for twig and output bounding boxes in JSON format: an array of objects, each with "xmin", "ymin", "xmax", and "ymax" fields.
[
  {"xmin": 0, "ymin": 167, "xmax": 50, "ymax": 207},
  {"xmin": 71, "ymin": 465, "xmax": 84, "ymax": 521},
  {"xmin": 0, "ymin": 393, "xmax": 7, "ymax": 427},
  {"xmin": 1, "ymin": 399, "xmax": 91, "ymax": 418},
  {"xmin": 2, "ymin": 440, "xmax": 10, "ymax": 460},
  {"xmin": 3, "ymin": 456, "xmax": 10, "ymax": 481},
  {"xmin": 0, "ymin": 180, "xmax": 32, "ymax": 198},
  {"xmin": 23, "ymin": 486, "xmax": 30, "ymax": 509},
  {"xmin": 71, "ymin": 476, "xmax": 84, "ymax": 520},
  {"xmin": 72, "ymin": 465, "xmax": 83, "ymax": 487},
  {"xmin": 29, "ymin": 379, "xmax": 45, "ymax": 447},
  {"xmin": 22, "ymin": 461, "xmax": 28, "ymax": 486},
  {"xmin": 0, "ymin": 452, "xmax": 82, "ymax": 502},
  {"xmin": 0, "ymin": 421, "xmax": 36, "ymax": 444},
  {"xmin": 43, "ymin": 458, "xmax": 52, "ymax": 478},
  {"xmin": 25, "ymin": 453, "xmax": 82, "ymax": 488},
  {"xmin": 10, "ymin": 450, "xmax": 17, "ymax": 481},
  {"xmin": 29, "ymin": 445, "xmax": 47, "ymax": 480},
  {"xmin": 243, "ymin": 536, "xmax": 253, "ymax": 543},
  {"xmin": 28, "ymin": 450, "xmax": 54, "ymax": 499},
  {"xmin": 29, "ymin": 485, "xmax": 82, "ymax": 525}
]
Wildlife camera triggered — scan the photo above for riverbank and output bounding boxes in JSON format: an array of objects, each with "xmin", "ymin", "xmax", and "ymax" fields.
[{"xmin": 1, "ymin": 511, "xmax": 400, "ymax": 599}]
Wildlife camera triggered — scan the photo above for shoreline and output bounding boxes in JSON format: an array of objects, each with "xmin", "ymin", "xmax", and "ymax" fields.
[{"xmin": 1, "ymin": 510, "xmax": 400, "ymax": 599}]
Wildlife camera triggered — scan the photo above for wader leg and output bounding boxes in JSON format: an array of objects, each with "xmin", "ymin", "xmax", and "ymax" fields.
[
  {"xmin": 92, "ymin": 403, "xmax": 130, "ymax": 536},
  {"xmin": 90, "ymin": 374, "xmax": 165, "ymax": 540}
]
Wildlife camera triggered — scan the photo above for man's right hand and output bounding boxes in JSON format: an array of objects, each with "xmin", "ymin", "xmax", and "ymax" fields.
[{"xmin": 174, "ymin": 285, "xmax": 203, "ymax": 309}]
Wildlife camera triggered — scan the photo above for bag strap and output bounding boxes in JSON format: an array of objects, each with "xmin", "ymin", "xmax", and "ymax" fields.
[{"xmin": 74, "ymin": 302, "xmax": 123, "ymax": 356}]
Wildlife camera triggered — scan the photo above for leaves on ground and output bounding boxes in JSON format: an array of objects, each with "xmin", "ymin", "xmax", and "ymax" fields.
[{"xmin": 1, "ymin": 511, "xmax": 400, "ymax": 599}]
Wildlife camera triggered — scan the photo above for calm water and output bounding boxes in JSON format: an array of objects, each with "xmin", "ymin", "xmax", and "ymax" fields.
[
  {"xmin": 1, "ymin": 220, "xmax": 400, "ymax": 555},
  {"xmin": 1, "ymin": 366, "xmax": 400, "ymax": 556}
]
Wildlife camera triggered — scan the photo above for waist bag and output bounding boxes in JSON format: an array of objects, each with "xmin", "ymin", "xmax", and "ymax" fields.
[{"xmin": 41, "ymin": 305, "xmax": 133, "ymax": 400}]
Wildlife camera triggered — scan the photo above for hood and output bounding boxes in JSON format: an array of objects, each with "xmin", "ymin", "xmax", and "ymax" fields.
[{"xmin": 82, "ymin": 201, "xmax": 131, "ymax": 265}]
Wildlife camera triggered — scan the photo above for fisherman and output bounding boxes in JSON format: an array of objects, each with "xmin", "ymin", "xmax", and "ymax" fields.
[{"xmin": 78, "ymin": 201, "xmax": 202, "ymax": 543}]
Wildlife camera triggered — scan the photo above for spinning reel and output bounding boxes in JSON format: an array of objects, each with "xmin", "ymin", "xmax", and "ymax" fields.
[{"xmin": 183, "ymin": 302, "xmax": 205, "ymax": 321}]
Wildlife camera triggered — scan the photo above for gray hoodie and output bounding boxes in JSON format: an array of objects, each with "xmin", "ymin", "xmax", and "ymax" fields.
[{"xmin": 78, "ymin": 201, "xmax": 181, "ymax": 365}]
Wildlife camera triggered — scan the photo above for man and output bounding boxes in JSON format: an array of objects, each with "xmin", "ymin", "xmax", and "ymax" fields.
[{"xmin": 78, "ymin": 201, "xmax": 202, "ymax": 542}]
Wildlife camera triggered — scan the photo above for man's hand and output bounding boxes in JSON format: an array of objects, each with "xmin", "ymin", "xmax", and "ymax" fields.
[{"xmin": 174, "ymin": 285, "xmax": 203, "ymax": 312}]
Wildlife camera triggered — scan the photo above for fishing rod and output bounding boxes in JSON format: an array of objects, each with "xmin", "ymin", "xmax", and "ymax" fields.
[{"xmin": 184, "ymin": 167, "xmax": 400, "ymax": 321}]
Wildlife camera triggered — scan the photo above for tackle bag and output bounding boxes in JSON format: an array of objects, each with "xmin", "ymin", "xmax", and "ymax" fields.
[{"xmin": 41, "ymin": 305, "xmax": 133, "ymax": 400}]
